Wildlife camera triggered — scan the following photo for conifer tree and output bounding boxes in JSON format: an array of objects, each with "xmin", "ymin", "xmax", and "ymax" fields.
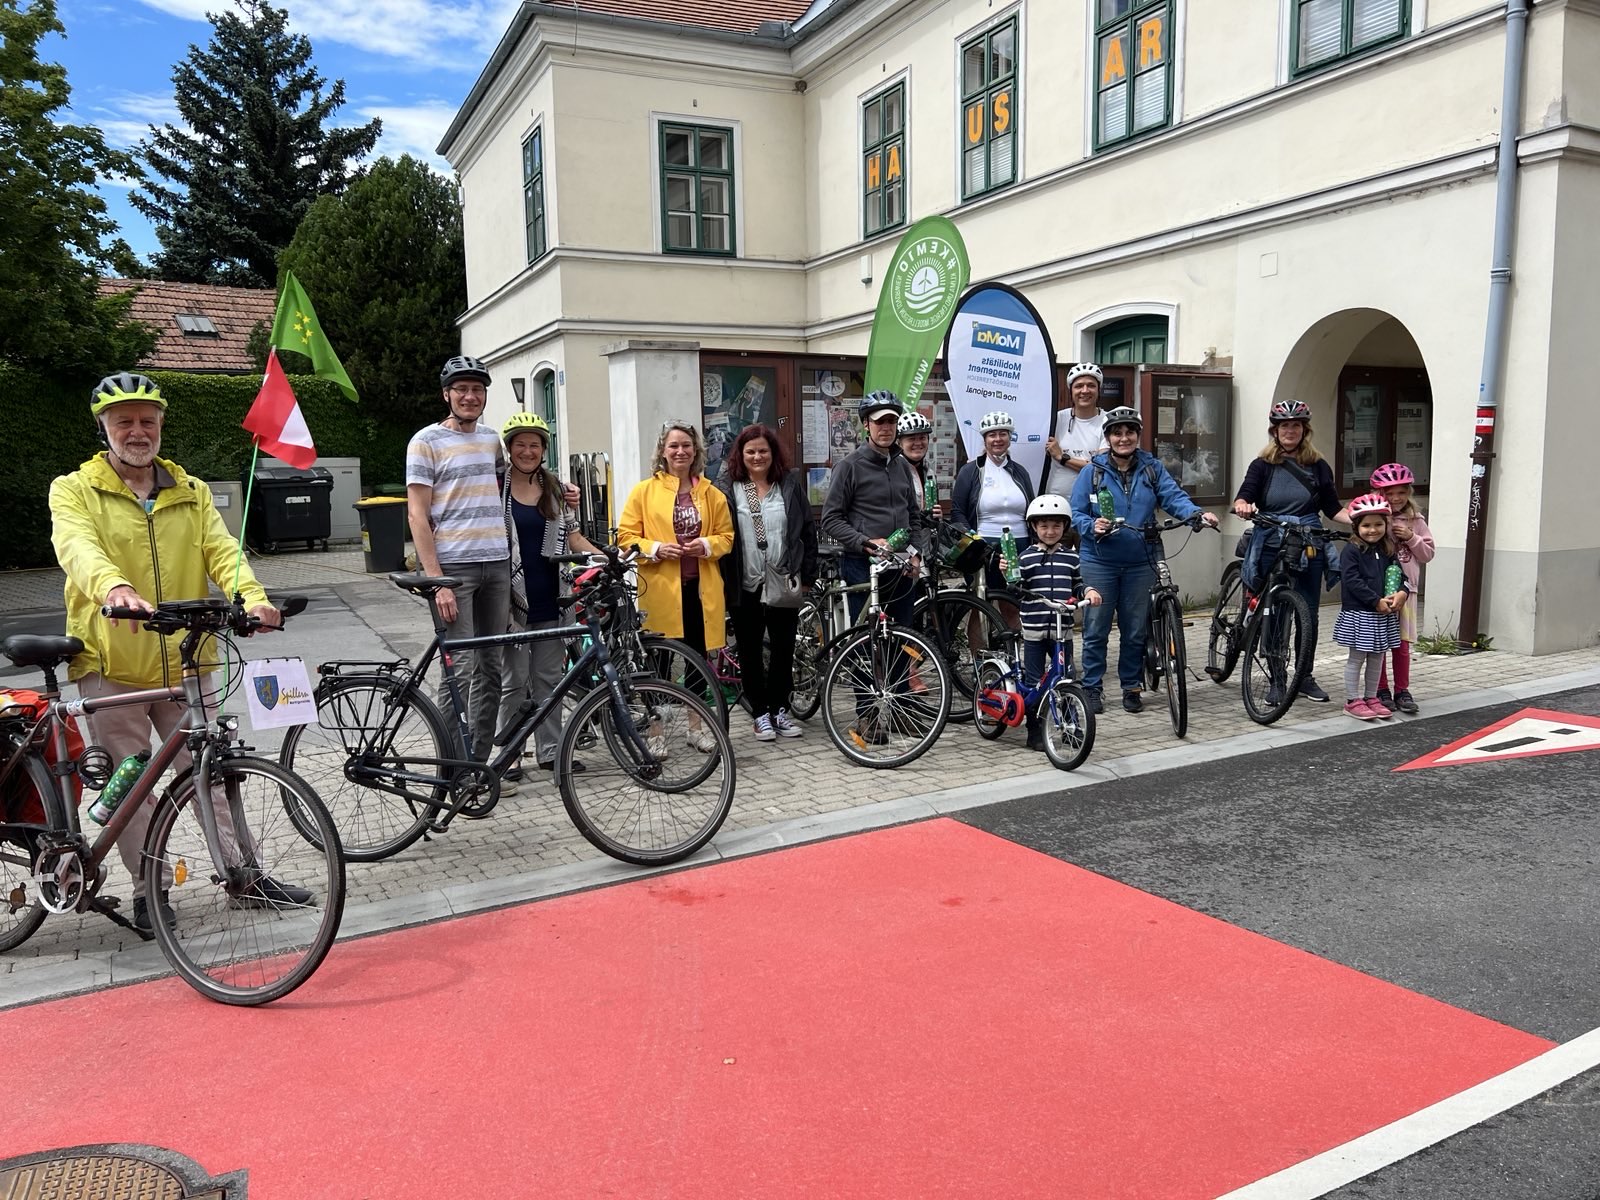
[{"xmin": 132, "ymin": 0, "xmax": 380, "ymax": 286}]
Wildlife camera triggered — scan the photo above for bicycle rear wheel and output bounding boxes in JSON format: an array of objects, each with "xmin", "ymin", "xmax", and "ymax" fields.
[
  {"xmin": 1241, "ymin": 588, "xmax": 1312, "ymax": 725},
  {"xmin": 558, "ymin": 678, "xmax": 734, "ymax": 866},
  {"xmin": 1154, "ymin": 596, "xmax": 1189, "ymax": 738},
  {"xmin": 0, "ymin": 745, "xmax": 58, "ymax": 952},
  {"xmin": 1206, "ymin": 560, "xmax": 1246, "ymax": 684},
  {"xmin": 788, "ymin": 603, "xmax": 826, "ymax": 720},
  {"xmin": 279, "ymin": 678, "xmax": 451, "ymax": 862},
  {"xmin": 972, "ymin": 658, "xmax": 1013, "ymax": 740},
  {"xmin": 1041, "ymin": 681, "xmax": 1095, "ymax": 772},
  {"xmin": 911, "ymin": 591, "xmax": 1010, "ymax": 723},
  {"xmin": 821, "ymin": 625, "xmax": 951, "ymax": 768},
  {"xmin": 146, "ymin": 756, "xmax": 346, "ymax": 1005}
]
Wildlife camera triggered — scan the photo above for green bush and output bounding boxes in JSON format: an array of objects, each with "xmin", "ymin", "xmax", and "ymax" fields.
[{"xmin": 0, "ymin": 366, "xmax": 414, "ymax": 570}]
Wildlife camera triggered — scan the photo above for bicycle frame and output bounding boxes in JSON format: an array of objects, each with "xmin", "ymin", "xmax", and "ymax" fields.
[{"xmin": 976, "ymin": 606, "xmax": 1076, "ymax": 726}]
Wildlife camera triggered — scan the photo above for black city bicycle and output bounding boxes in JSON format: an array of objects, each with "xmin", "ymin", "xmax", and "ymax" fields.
[
  {"xmin": 0, "ymin": 596, "xmax": 345, "ymax": 1006},
  {"xmin": 280, "ymin": 547, "xmax": 735, "ymax": 866},
  {"xmin": 1206, "ymin": 513, "xmax": 1348, "ymax": 725}
]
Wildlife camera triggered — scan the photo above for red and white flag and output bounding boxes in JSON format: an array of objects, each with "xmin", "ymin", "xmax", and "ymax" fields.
[{"xmin": 243, "ymin": 349, "xmax": 317, "ymax": 468}]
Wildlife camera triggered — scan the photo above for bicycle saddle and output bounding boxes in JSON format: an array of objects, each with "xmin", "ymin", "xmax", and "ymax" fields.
[
  {"xmin": 389, "ymin": 572, "xmax": 463, "ymax": 595},
  {"xmin": 2, "ymin": 634, "xmax": 84, "ymax": 670}
]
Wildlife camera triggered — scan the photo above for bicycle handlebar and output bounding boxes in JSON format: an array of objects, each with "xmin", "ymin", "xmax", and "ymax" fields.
[
  {"xmin": 1010, "ymin": 588, "xmax": 1078, "ymax": 611},
  {"xmin": 101, "ymin": 594, "xmax": 307, "ymax": 636},
  {"xmin": 1243, "ymin": 512, "xmax": 1351, "ymax": 540},
  {"xmin": 1110, "ymin": 514, "xmax": 1212, "ymax": 536}
]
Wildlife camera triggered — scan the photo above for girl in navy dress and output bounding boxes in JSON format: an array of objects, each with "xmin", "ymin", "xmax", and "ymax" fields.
[{"xmin": 1334, "ymin": 493, "xmax": 1410, "ymax": 721}]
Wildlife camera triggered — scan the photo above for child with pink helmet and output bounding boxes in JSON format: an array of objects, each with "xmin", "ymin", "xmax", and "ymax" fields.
[
  {"xmin": 1367, "ymin": 463, "xmax": 1434, "ymax": 713},
  {"xmin": 1334, "ymin": 493, "xmax": 1410, "ymax": 720}
]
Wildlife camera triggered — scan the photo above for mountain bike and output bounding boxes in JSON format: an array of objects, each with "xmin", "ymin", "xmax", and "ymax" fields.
[
  {"xmin": 1105, "ymin": 515, "xmax": 1212, "ymax": 738},
  {"xmin": 972, "ymin": 592, "xmax": 1096, "ymax": 771},
  {"xmin": 0, "ymin": 596, "xmax": 345, "ymax": 1006},
  {"xmin": 280, "ymin": 547, "xmax": 735, "ymax": 867},
  {"xmin": 818, "ymin": 547, "xmax": 952, "ymax": 768},
  {"xmin": 1212, "ymin": 513, "xmax": 1348, "ymax": 725}
]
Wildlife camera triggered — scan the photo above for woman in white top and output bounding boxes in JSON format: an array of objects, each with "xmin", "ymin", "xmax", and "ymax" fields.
[
  {"xmin": 1042, "ymin": 363, "xmax": 1111, "ymax": 500},
  {"xmin": 951, "ymin": 411, "xmax": 1035, "ymax": 621}
]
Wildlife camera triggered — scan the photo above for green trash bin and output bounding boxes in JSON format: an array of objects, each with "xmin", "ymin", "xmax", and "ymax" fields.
[{"xmin": 354, "ymin": 496, "xmax": 409, "ymax": 573}]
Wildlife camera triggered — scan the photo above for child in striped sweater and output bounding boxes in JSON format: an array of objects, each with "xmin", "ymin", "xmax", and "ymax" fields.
[{"xmin": 1017, "ymin": 495, "xmax": 1101, "ymax": 750}]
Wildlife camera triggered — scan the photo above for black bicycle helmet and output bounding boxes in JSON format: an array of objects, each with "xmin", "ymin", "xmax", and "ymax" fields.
[
  {"xmin": 440, "ymin": 355, "xmax": 491, "ymax": 388},
  {"xmin": 859, "ymin": 390, "xmax": 901, "ymax": 421}
]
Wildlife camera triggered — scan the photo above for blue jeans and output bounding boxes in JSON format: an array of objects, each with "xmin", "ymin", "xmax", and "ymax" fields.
[
  {"xmin": 1022, "ymin": 637, "xmax": 1072, "ymax": 691},
  {"xmin": 1079, "ymin": 559, "xmax": 1155, "ymax": 693}
]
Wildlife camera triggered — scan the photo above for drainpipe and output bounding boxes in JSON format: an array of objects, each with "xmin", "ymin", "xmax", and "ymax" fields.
[{"xmin": 1457, "ymin": 0, "xmax": 1532, "ymax": 647}]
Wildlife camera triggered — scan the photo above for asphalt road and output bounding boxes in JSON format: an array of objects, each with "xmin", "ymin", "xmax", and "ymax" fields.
[{"xmin": 960, "ymin": 684, "xmax": 1600, "ymax": 1199}]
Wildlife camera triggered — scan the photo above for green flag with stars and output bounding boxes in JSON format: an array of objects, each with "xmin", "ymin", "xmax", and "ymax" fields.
[{"xmin": 268, "ymin": 270, "xmax": 358, "ymax": 403}]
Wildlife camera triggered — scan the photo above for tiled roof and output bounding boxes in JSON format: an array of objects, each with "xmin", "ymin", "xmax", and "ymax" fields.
[
  {"xmin": 551, "ymin": 0, "xmax": 812, "ymax": 35},
  {"xmin": 98, "ymin": 278, "xmax": 277, "ymax": 374}
]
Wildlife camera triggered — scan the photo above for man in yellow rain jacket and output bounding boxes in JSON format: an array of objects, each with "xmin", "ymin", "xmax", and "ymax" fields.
[{"xmin": 49, "ymin": 372, "xmax": 306, "ymax": 932}]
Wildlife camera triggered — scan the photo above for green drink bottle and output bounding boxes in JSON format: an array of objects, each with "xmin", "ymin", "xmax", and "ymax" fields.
[
  {"xmin": 1097, "ymin": 486, "xmax": 1116, "ymax": 520},
  {"xmin": 1384, "ymin": 563, "xmax": 1403, "ymax": 595},
  {"xmin": 923, "ymin": 473, "xmax": 938, "ymax": 512},
  {"xmin": 88, "ymin": 749, "xmax": 150, "ymax": 826},
  {"xmin": 1000, "ymin": 527, "xmax": 1021, "ymax": 585},
  {"xmin": 885, "ymin": 527, "xmax": 911, "ymax": 552}
]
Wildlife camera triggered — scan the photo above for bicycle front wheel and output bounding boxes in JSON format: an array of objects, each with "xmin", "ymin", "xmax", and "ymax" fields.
[
  {"xmin": 279, "ymin": 678, "xmax": 452, "ymax": 862},
  {"xmin": 1241, "ymin": 588, "xmax": 1312, "ymax": 725},
  {"xmin": 145, "ymin": 756, "xmax": 346, "ymax": 1005},
  {"xmin": 911, "ymin": 591, "xmax": 1010, "ymax": 723},
  {"xmin": 1041, "ymin": 680, "xmax": 1095, "ymax": 772},
  {"xmin": 558, "ymin": 678, "xmax": 735, "ymax": 866},
  {"xmin": 821, "ymin": 625, "xmax": 951, "ymax": 768},
  {"xmin": 788, "ymin": 603, "xmax": 826, "ymax": 720},
  {"xmin": 1155, "ymin": 596, "xmax": 1189, "ymax": 738},
  {"xmin": 1206, "ymin": 560, "xmax": 1246, "ymax": 684}
]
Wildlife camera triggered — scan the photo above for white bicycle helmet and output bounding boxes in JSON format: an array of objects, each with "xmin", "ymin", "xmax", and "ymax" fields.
[
  {"xmin": 896, "ymin": 410, "xmax": 932, "ymax": 438},
  {"xmin": 1026, "ymin": 494, "xmax": 1071, "ymax": 523},
  {"xmin": 1066, "ymin": 363, "xmax": 1104, "ymax": 389},
  {"xmin": 978, "ymin": 410, "xmax": 1014, "ymax": 434}
]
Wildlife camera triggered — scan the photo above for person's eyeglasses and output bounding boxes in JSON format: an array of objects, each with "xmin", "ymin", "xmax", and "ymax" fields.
[{"xmin": 448, "ymin": 385, "xmax": 486, "ymax": 398}]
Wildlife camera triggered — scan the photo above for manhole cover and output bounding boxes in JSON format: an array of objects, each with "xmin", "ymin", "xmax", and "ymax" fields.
[{"xmin": 0, "ymin": 1145, "xmax": 244, "ymax": 1199}]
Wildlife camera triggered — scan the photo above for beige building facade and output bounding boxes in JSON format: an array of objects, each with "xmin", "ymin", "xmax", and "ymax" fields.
[{"xmin": 440, "ymin": 0, "xmax": 1600, "ymax": 655}]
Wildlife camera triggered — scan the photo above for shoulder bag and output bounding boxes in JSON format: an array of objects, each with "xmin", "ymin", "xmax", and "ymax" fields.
[{"xmin": 743, "ymin": 482, "xmax": 805, "ymax": 608}]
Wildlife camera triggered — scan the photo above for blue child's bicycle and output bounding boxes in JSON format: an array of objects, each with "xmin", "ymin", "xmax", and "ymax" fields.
[{"xmin": 971, "ymin": 592, "xmax": 1096, "ymax": 771}]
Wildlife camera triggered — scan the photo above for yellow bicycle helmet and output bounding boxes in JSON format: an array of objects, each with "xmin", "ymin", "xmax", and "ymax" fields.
[
  {"xmin": 90, "ymin": 372, "xmax": 166, "ymax": 418},
  {"xmin": 501, "ymin": 411, "xmax": 552, "ymax": 448}
]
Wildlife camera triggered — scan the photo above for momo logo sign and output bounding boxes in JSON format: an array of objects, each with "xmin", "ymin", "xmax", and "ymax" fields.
[
  {"xmin": 889, "ymin": 235, "xmax": 964, "ymax": 334},
  {"xmin": 971, "ymin": 322, "xmax": 1025, "ymax": 355}
]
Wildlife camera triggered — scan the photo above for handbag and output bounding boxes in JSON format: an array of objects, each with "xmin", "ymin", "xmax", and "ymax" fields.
[{"xmin": 743, "ymin": 482, "xmax": 805, "ymax": 608}]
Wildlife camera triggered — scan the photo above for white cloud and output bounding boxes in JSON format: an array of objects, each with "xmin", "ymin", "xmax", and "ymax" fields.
[
  {"xmin": 86, "ymin": 90, "xmax": 183, "ymax": 149},
  {"xmin": 132, "ymin": 0, "xmax": 525, "ymax": 65},
  {"xmin": 356, "ymin": 99, "xmax": 459, "ymax": 172}
]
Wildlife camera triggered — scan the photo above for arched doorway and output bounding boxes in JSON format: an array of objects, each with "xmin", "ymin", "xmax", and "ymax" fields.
[{"xmin": 1273, "ymin": 308, "xmax": 1433, "ymax": 500}]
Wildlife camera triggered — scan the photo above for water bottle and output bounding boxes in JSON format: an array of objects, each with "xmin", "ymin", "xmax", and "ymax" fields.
[
  {"xmin": 1097, "ymin": 486, "xmax": 1116, "ymax": 520},
  {"xmin": 1000, "ymin": 527, "xmax": 1021, "ymax": 585},
  {"xmin": 885, "ymin": 527, "xmax": 911, "ymax": 552},
  {"xmin": 1384, "ymin": 563, "xmax": 1404, "ymax": 596},
  {"xmin": 923, "ymin": 473, "xmax": 938, "ymax": 512},
  {"xmin": 88, "ymin": 750, "xmax": 150, "ymax": 826}
]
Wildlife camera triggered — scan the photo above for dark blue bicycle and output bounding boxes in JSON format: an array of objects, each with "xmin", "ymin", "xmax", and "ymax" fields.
[{"xmin": 971, "ymin": 591, "xmax": 1096, "ymax": 771}]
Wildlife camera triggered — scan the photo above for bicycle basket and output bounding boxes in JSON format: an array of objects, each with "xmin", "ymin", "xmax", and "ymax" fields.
[{"xmin": 934, "ymin": 521, "xmax": 989, "ymax": 575}]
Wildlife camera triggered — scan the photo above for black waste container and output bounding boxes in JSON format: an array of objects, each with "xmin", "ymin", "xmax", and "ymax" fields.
[
  {"xmin": 354, "ymin": 496, "xmax": 409, "ymax": 573},
  {"xmin": 245, "ymin": 463, "xmax": 333, "ymax": 553}
]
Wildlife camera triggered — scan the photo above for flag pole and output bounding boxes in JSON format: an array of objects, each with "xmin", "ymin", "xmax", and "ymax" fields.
[{"xmin": 235, "ymin": 438, "xmax": 261, "ymax": 598}]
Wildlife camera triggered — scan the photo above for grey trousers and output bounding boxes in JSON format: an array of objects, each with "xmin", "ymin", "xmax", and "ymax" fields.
[
  {"xmin": 497, "ymin": 617, "xmax": 568, "ymax": 765},
  {"xmin": 78, "ymin": 673, "xmax": 256, "ymax": 886},
  {"xmin": 437, "ymin": 558, "xmax": 511, "ymax": 760}
]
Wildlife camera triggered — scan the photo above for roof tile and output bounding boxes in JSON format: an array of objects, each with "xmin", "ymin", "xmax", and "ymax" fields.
[
  {"xmin": 556, "ymin": 0, "xmax": 810, "ymax": 35},
  {"xmin": 98, "ymin": 278, "xmax": 278, "ymax": 374}
]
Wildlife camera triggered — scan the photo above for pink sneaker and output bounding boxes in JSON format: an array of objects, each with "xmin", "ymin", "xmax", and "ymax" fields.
[
  {"xmin": 1363, "ymin": 697, "xmax": 1395, "ymax": 719},
  {"xmin": 1344, "ymin": 699, "xmax": 1378, "ymax": 721}
]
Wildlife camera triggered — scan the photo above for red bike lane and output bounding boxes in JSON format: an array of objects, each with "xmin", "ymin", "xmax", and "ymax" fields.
[{"xmin": 0, "ymin": 818, "xmax": 1551, "ymax": 1199}]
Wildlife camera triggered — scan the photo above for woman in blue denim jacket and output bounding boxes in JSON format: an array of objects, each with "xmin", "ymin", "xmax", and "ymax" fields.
[{"xmin": 1070, "ymin": 407, "xmax": 1218, "ymax": 715}]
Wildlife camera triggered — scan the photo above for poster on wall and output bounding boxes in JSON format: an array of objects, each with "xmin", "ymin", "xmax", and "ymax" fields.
[
  {"xmin": 939, "ymin": 281, "xmax": 1061, "ymax": 489},
  {"xmin": 702, "ymin": 366, "xmax": 778, "ymax": 485}
]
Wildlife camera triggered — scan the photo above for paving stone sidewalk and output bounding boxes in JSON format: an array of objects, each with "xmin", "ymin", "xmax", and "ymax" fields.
[{"xmin": 4, "ymin": 549, "xmax": 1598, "ymax": 1001}]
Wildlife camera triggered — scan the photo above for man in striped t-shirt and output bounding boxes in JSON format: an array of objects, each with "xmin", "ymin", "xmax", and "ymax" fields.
[{"xmin": 407, "ymin": 355, "xmax": 509, "ymax": 762}]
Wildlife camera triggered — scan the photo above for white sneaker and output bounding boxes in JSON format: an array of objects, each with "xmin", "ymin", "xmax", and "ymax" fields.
[
  {"xmin": 645, "ymin": 732, "xmax": 670, "ymax": 760},
  {"xmin": 686, "ymin": 725, "xmax": 719, "ymax": 753},
  {"xmin": 753, "ymin": 714, "xmax": 777, "ymax": 742},
  {"xmin": 772, "ymin": 709, "xmax": 803, "ymax": 738}
]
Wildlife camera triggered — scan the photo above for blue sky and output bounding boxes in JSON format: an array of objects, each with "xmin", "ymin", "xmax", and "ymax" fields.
[{"xmin": 53, "ymin": 0, "xmax": 521, "ymax": 265}]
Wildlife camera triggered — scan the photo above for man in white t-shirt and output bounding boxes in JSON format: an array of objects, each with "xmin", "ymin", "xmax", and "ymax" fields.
[{"xmin": 1042, "ymin": 363, "xmax": 1111, "ymax": 500}]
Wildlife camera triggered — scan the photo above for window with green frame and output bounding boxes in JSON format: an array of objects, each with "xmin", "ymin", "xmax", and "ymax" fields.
[
  {"xmin": 1293, "ymin": 0, "xmax": 1409, "ymax": 75},
  {"xmin": 959, "ymin": 17, "xmax": 1017, "ymax": 200},
  {"xmin": 522, "ymin": 128, "xmax": 546, "ymax": 263},
  {"xmin": 1094, "ymin": 0, "xmax": 1173, "ymax": 150},
  {"xmin": 538, "ymin": 371, "xmax": 558, "ymax": 467},
  {"xmin": 660, "ymin": 122, "xmax": 735, "ymax": 256},
  {"xmin": 863, "ymin": 83, "xmax": 906, "ymax": 238}
]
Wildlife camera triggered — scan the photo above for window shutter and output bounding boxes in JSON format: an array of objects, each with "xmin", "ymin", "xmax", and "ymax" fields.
[
  {"xmin": 1352, "ymin": 0, "xmax": 1403, "ymax": 47},
  {"xmin": 1298, "ymin": 0, "xmax": 1342, "ymax": 67}
]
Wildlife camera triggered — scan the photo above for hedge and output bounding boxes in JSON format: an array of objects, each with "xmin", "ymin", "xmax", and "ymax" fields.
[{"xmin": 1, "ymin": 365, "xmax": 414, "ymax": 570}]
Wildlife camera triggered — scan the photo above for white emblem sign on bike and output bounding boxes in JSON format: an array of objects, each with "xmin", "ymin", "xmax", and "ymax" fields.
[{"xmin": 242, "ymin": 657, "xmax": 317, "ymax": 729}]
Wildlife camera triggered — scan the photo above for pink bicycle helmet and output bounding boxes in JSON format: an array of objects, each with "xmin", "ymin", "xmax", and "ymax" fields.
[
  {"xmin": 1369, "ymin": 462, "xmax": 1414, "ymax": 489},
  {"xmin": 1347, "ymin": 492, "xmax": 1391, "ymax": 520}
]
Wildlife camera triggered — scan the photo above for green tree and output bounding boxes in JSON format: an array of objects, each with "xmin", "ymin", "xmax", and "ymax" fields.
[
  {"xmin": 0, "ymin": 0, "xmax": 155, "ymax": 373},
  {"xmin": 132, "ymin": 0, "xmax": 381, "ymax": 287},
  {"xmin": 276, "ymin": 155, "xmax": 466, "ymax": 427}
]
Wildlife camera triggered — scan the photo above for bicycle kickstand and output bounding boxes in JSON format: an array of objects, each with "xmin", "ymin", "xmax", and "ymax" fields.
[{"xmin": 88, "ymin": 894, "xmax": 154, "ymax": 941}]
